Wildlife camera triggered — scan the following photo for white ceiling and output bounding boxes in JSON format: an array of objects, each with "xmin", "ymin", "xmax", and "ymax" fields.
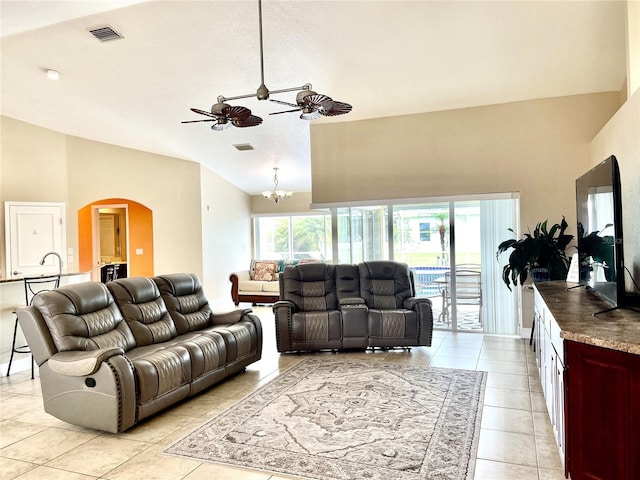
[{"xmin": 0, "ymin": 0, "xmax": 627, "ymax": 195}]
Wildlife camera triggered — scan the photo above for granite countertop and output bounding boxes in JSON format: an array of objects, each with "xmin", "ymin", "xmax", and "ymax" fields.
[
  {"xmin": 0, "ymin": 271, "xmax": 90, "ymax": 284},
  {"xmin": 535, "ymin": 281, "xmax": 640, "ymax": 355}
]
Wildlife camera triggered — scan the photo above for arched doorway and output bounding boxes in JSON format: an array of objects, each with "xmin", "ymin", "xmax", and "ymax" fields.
[{"xmin": 78, "ymin": 198, "xmax": 153, "ymax": 280}]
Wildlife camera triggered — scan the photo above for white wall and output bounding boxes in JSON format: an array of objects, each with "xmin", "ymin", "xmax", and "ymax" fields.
[{"xmin": 200, "ymin": 165, "xmax": 252, "ymax": 307}]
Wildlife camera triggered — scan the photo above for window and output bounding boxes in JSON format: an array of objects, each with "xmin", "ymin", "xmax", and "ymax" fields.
[
  {"xmin": 254, "ymin": 214, "xmax": 332, "ymax": 261},
  {"xmin": 419, "ymin": 222, "xmax": 431, "ymax": 241}
]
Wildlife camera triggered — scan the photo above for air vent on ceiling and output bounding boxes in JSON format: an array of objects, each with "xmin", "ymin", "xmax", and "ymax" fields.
[
  {"xmin": 233, "ymin": 144, "xmax": 254, "ymax": 151},
  {"xmin": 88, "ymin": 26, "xmax": 124, "ymax": 42}
]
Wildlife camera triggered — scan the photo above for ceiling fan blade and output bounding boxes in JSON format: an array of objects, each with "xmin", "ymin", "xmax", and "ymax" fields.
[
  {"xmin": 269, "ymin": 109, "xmax": 302, "ymax": 116},
  {"xmin": 181, "ymin": 119, "xmax": 217, "ymax": 123},
  {"xmin": 304, "ymin": 94, "xmax": 333, "ymax": 107},
  {"xmin": 269, "ymin": 98, "xmax": 299, "ymax": 108},
  {"xmin": 190, "ymin": 108, "xmax": 218, "ymax": 118},
  {"xmin": 223, "ymin": 105, "xmax": 252, "ymax": 121},
  {"xmin": 321, "ymin": 101, "xmax": 353, "ymax": 116},
  {"xmin": 233, "ymin": 115, "xmax": 263, "ymax": 127}
]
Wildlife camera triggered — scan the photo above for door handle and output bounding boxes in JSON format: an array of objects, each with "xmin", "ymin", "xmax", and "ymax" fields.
[{"xmin": 13, "ymin": 271, "xmax": 22, "ymax": 275}]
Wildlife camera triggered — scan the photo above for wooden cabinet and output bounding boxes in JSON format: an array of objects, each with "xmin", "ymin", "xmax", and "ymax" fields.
[
  {"xmin": 534, "ymin": 282, "xmax": 640, "ymax": 480},
  {"xmin": 565, "ymin": 341, "xmax": 640, "ymax": 480}
]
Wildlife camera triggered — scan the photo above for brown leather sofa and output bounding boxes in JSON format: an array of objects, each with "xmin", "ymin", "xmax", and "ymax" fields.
[
  {"xmin": 17, "ymin": 273, "xmax": 262, "ymax": 433},
  {"xmin": 273, "ymin": 261, "xmax": 433, "ymax": 353}
]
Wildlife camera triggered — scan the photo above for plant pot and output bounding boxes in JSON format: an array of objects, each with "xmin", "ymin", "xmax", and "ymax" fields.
[{"xmin": 529, "ymin": 267, "xmax": 550, "ymax": 283}]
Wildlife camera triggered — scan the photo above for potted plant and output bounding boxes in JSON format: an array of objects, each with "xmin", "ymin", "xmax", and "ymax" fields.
[{"xmin": 496, "ymin": 217, "xmax": 574, "ymax": 291}]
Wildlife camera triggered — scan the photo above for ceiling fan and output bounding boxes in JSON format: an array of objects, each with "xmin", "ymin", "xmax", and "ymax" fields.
[
  {"xmin": 182, "ymin": 0, "xmax": 351, "ymax": 130},
  {"xmin": 269, "ymin": 91, "xmax": 353, "ymax": 120},
  {"xmin": 181, "ymin": 104, "xmax": 262, "ymax": 131}
]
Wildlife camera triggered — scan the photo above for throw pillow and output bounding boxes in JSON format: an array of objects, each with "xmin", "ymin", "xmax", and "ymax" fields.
[{"xmin": 253, "ymin": 261, "xmax": 277, "ymax": 281}]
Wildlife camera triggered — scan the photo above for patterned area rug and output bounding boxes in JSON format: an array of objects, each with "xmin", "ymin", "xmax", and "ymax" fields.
[{"xmin": 165, "ymin": 358, "xmax": 486, "ymax": 480}]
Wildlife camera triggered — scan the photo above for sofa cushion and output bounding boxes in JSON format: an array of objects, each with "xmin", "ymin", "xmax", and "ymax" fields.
[
  {"xmin": 31, "ymin": 282, "xmax": 136, "ymax": 353},
  {"xmin": 359, "ymin": 261, "xmax": 413, "ymax": 309},
  {"xmin": 281, "ymin": 263, "xmax": 337, "ymax": 311},
  {"xmin": 126, "ymin": 343, "xmax": 192, "ymax": 403},
  {"xmin": 108, "ymin": 277, "xmax": 177, "ymax": 347},
  {"xmin": 368, "ymin": 309, "xmax": 418, "ymax": 339},
  {"xmin": 291, "ymin": 310, "xmax": 342, "ymax": 343},
  {"xmin": 153, "ymin": 273, "xmax": 213, "ymax": 335},
  {"xmin": 262, "ymin": 280, "xmax": 280, "ymax": 293},
  {"xmin": 238, "ymin": 279, "xmax": 266, "ymax": 292}
]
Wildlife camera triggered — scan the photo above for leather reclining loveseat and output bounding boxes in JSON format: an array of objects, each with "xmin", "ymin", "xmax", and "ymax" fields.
[
  {"xmin": 17, "ymin": 273, "xmax": 262, "ymax": 433},
  {"xmin": 273, "ymin": 261, "xmax": 433, "ymax": 353}
]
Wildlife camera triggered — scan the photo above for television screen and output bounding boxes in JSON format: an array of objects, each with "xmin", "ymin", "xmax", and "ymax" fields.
[{"xmin": 575, "ymin": 155, "xmax": 625, "ymax": 308}]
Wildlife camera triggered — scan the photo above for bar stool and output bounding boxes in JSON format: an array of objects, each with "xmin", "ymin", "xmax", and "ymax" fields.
[{"xmin": 6, "ymin": 275, "xmax": 61, "ymax": 379}]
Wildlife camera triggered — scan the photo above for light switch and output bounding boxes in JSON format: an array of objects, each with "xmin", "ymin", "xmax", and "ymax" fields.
[{"xmin": 135, "ymin": 248, "xmax": 144, "ymax": 255}]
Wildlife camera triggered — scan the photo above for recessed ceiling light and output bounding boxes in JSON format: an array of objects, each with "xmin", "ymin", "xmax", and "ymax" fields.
[{"xmin": 45, "ymin": 69, "xmax": 61, "ymax": 80}]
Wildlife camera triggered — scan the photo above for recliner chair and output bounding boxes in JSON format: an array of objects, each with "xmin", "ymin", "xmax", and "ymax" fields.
[
  {"xmin": 273, "ymin": 263, "xmax": 342, "ymax": 352},
  {"xmin": 358, "ymin": 261, "xmax": 433, "ymax": 348}
]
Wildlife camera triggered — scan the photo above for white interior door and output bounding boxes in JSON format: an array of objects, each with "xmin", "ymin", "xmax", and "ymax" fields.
[{"xmin": 5, "ymin": 202, "xmax": 66, "ymax": 278}]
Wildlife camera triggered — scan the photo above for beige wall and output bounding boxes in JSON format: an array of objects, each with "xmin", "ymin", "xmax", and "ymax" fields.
[
  {"xmin": 0, "ymin": 117, "xmax": 69, "ymax": 277},
  {"xmin": 310, "ymin": 93, "xmax": 622, "ymax": 239},
  {"xmin": 627, "ymin": 0, "xmax": 640, "ymax": 96},
  {"xmin": 0, "ymin": 115, "xmax": 252, "ymax": 303},
  {"xmin": 65, "ymin": 135, "xmax": 204, "ymax": 278},
  {"xmin": 589, "ymin": 87, "xmax": 640, "ymax": 291}
]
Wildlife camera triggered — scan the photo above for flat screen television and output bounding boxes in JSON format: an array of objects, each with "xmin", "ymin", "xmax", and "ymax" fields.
[{"xmin": 575, "ymin": 155, "xmax": 625, "ymax": 310}]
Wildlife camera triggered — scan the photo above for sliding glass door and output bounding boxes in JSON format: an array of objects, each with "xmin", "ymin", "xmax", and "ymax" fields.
[
  {"xmin": 336, "ymin": 206, "xmax": 388, "ymax": 263},
  {"xmin": 254, "ymin": 196, "xmax": 520, "ymax": 334},
  {"xmin": 332, "ymin": 197, "xmax": 519, "ymax": 334}
]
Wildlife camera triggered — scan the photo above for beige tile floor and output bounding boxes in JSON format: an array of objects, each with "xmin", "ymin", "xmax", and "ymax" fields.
[{"xmin": 0, "ymin": 306, "xmax": 565, "ymax": 480}]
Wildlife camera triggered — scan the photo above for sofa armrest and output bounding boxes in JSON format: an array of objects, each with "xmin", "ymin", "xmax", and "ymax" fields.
[
  {"xmin": 273, "ymin": 300, "xmax": 296, "ymax": 353},
  {"xmin": 17, "ymin": 306, "xmax": 58, "ymax": 365},
  {"xmin": 230, "ymin": 271, "xmax": 251, "ymax": 282},
  {"xmin": 229, "ymin": 271, "xmax": 251, "ymax": 305},
  {"xmin": 404, "ymin": 297, "xmax": 434, "ymax": 346},
  {"xmin": 48, "ymin": 347, "xmax": 125, "ymax": 376},
  {"xmin": 403, "ymin": 296, "xmax": 432, "ymax": 310},
  {"xmin": 211, "ymin": 308, "xmax": 253, "ymax": 325},
  {"xmin": 339, "ymin": 297, "xmax": 366, "ymax": 307}
]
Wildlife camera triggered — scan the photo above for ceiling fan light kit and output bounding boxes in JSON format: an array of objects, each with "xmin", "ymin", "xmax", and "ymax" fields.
[{"xmin": 182, "ymin": 0, "xmax": 351, "ymax": 131}]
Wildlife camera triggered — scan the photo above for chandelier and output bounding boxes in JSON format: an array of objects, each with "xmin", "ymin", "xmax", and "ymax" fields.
[{"xmin": 262, "ymin": 168, "xmax": 293, "ymax": 204}]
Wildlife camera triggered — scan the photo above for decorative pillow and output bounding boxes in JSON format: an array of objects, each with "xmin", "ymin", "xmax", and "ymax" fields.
[
  {"xmin": 253, "ymin": 261, "xmax": 277, "ymax": 281},
  {"xmin": 250, "ymin": 259, "xmax": 277, "ymax": 279}
]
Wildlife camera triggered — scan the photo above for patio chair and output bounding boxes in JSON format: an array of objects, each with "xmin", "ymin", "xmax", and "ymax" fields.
[{"xmin": 442, "ymin": 266, "xmax": 482, "ymax": 326}]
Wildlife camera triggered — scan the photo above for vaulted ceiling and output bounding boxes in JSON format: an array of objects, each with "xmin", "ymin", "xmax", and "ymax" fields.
[{"xmin": 0, "ymin": 1, "xmax": 627, "ymax": 194}]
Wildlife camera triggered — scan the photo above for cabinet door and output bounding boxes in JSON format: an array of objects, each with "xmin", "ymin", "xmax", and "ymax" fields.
[
  {"xmin": 552, "ymin": 352, "xmax": 565, "ymax": 469},
  {"xmin": 566, "ymin": 341, "xmax": 640, "ymax": 480}
]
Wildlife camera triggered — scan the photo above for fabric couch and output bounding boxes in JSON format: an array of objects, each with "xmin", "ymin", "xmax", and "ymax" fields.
[
  {"xmin": 17, "ymin": 273, "xmax": 262, "ymax": 433},
  {"xmin": 229, "ymin": 258, "xmax": 320, "ymax": 305},
  {"xmin": 273, "ymin": 261, "xmax": 433, "ymax": 353}
]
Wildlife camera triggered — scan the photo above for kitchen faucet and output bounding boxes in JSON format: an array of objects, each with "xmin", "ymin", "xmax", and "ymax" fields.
[{"xmin": 40, "ymin": 251, "xmax": 63, "ymax": 276}]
